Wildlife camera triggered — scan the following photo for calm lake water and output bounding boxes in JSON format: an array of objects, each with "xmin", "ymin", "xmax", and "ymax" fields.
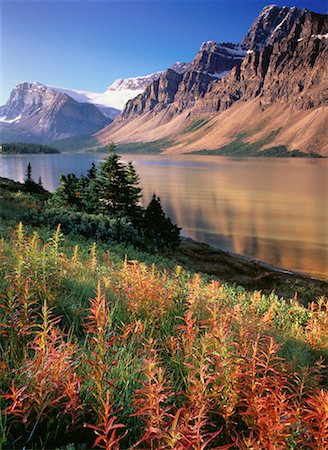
[{"xmin": 0, "ymin": 153, "xmax": 327, "ymax": 278}]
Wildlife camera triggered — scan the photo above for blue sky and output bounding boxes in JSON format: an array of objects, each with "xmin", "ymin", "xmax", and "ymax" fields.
[{"xmin": 1, "ymin": 0, "xmax": 327, "ymax": 104}]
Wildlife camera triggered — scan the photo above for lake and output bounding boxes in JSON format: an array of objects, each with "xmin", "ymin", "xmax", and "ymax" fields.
[{"xmin": 0, "ymin": 153, "xmax": 327, "ymax": 279}]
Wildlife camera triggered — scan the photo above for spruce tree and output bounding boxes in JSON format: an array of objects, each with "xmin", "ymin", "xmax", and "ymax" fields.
[
  {"xmin": 87, "ymin": 162, "xmax": 97, "ymax": 180},
  {"xmin": 25, "ymin": 162, "xmax": 33, "ymax": 183},
  {"xmin": 97, "ymin": 143, "xmax": 142, "ymax": 219},
  {"xmin": 75, "ymin": 175, "xmax": 87, "ymax": 210},
  {"xmin": 24, "ymin": 162, "xmax": 43, "ymax": 194},
  {"xmin": 98, "ymin": 145, "xmax": 127, "ymax": 216},
  {"xmin": 124, "ymin": 161, "xmax": 142, "ymax": 221},
  {"xmin": 49, "ymin": 174, "xmax": 70, "ymax": 207},
  {"xmin": 82, "ymin": 163, "xmax": 101, "ymax": 213},
  {"xmin": 63, "ymin": 173, "xmax": 80, "ymax": 207},
  {"xmin": 144, "ymin": 194, "xmax": 181, "ymax": 249},
  {"xmin": 49, "ymin": 173, "xmax": 83, "ymax": 209}
]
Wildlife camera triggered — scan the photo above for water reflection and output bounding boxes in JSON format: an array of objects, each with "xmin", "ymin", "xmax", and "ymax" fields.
[
  {"xmin": 129, "ymin": 156, "xmax": 328, "ymax": 278},
  {"xmin": 0, "ymin": 153, "xmax": 327, "ymax": 278}
]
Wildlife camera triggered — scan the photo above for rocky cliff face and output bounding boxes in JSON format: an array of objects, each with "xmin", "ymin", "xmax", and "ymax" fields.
[
  {"xmin": 200, "ymin": 9, "xmax": 328, "ymax": 113},
  {"xmin": 120, "ymin": 6, "xmax": 327, "ymax": 122},
  {"xmin": 0, "ymin": 82, "xmax": 111, "ymax": 143},
  {"xmin": 121, "ymin": 42, "xmax": 246, "ymax": 119},
  {"xmin": 122, "ymin": 69, "xmax": 183, "ymax": 117},
  {"xmin": 241, "ymin": 4, "xmax": 302, "ymax": 49},
  {"xmin": 190, "ymin": 42, "xmax": 246, "ymax": 73}
]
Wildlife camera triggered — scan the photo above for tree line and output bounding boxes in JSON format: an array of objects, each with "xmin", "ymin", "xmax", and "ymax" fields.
[{"xmin": 1, "ymin": 142, "xmax": 60, "ymax": 154}]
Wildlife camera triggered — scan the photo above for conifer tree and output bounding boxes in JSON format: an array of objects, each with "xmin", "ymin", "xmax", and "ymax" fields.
[
  {"xmin": 124, "ymin": 161, "xmax": 142, "ymax": 221},
  {"xmin": 25, "ymin": 162, "xmax": 33, "ymax": 184},
  {"xmin": 87, "ymin": 162, "xmax": 97, "ymax": 180},
  {"xmin": 82, "ymin": 163, "xmax": 101, "ymax": 213},
  {"xmin": 23, "ymin": 162, "xmax": 47, "ymax": 195},
  {"xmin": 98, "ymin": 142, "xmax": 142, "ymax": 219},
  {"xmin": 143, "ymin": 194, "xmax": 181, "ymax": 249},
  {"xmin": 49, "ymin": 173, "xmax": 83, "ymax": 209},
  {"xmin": 63, "ymin": 173, "xmax": 80, "ymax": 207},
  {"xmin": 49, "ymin": 174, "xmax": 70, "ymax": 207}
]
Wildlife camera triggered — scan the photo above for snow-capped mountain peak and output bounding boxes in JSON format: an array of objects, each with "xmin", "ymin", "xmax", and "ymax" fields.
[
  {"xmin": 50, "ymin": 71, "xmax": 165, "ymax": 115},
  {"xmin": 107, "ymin": 72, "xmax": 163, "ymax": 91},
  {"xmin": 52, "ymin": 66, "xmax": 189, "ymax": 114}
]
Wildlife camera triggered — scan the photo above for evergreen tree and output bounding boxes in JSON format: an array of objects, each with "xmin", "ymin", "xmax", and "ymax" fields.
[
  {"xmin": 97, "ymin": 143, "xmax": 142, "ymax": 219},
  {"xmin": 82, "ymin": 163, "xmax": 101, "ymax": 214},
  {"xmin": 124, "ymin": 161, "xmax": 142, "ymax": 221},
  {"xmin": 143, "ymin": 194, "xmax": 181, "ymax": 249},
  {"xmin": 49, "ymin": 173, "xmax": 83, "ymax": 209},
  {"xmin": 75, "ymin": 175, "xmax": 87, "ymax": 210},
  {"xmin": 22, "ymin": 162, "xmax": 48, "ymax": 195},
  {"xmin": 25, "ymin": 162, "xmax": 33, "ymax": 183},
  {"xmin": 98, "ymin": 147, "xmax": 127, "ymax": 216},
  {"xmin": 63, "ymin": 173, "xmax": 80, "ymax": 207},
  {"xmin": 49, "ymin": 174, "xmax": 70, "ymax": 207},
  {"xmin": 87, "ymin": 162, "xmax": 97, "ymax": 180}
]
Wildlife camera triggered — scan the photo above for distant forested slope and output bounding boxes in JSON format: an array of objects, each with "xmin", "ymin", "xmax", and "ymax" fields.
[{"xmin": 0, "ymin": 142, "xmax": 60, "ymax": 154}]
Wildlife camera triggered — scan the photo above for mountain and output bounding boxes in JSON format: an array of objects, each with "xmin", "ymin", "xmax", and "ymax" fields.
[
  {"xmin": 52, "ymin": 65, "xmax": 190, "ymax": 115},
  {"xmin": 241, "ymin": 4, "xmax": 302, "ymax": 49},
  {"xmin": 0, "ymin": 64, "xmax": 191, "ymax": 143},
  {"xmin": 121, "ymin": 43, "xmax": 246, "ymax": 119},
  {"xmin": 0, "ymin": 82, "xmax": 111, "ymax": 143},
  {"xmin": 2, "ymin": 5, "xmax": 326, "ymax": 153},
  {"xmin": 51, "ymin": 72, "xmax": 163, "ymax": 118},
  {"xmin": 49, "ymin": 86, "xmax": 120, "ymax": 120},
  {"xmin": 96, "ymin": 5, "xmax": 328, "ymax": 156}
]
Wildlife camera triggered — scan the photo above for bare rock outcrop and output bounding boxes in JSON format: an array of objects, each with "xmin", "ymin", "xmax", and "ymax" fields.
[{"xmin": 120, "ymin": 6, "xmax": 327, "ymax": 122}]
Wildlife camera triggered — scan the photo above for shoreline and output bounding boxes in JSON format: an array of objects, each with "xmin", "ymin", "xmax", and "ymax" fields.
[
  {"xmin": 223, "ymin": 248, "xmax": 319, "ymax": 279},
  {"xmin": 178, "ymin": 237, "xmax": 328, "ymax": 304}
]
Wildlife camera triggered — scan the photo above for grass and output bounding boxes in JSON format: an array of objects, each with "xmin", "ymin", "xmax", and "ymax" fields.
[
  {"xmin": 54, "ymin": 137, "xmax": 174, "ymax": 154},
  {"xmin": 0, "ymin": 178, "xmax": 50, "ymax": 223},
  {"xmin": 1, "ymin": 181, "xmax": 328, "ymax": 449},
  {"xmin": 183, "ymin": 118, "xmax": 209, "ymax": 134},
  {"xmin": 192, "ymin": 131, "xmax": 322, "ymax": 158},
  {"xmin": 116, "ymin": 139, "xmax": 173, "ymax": 154}
]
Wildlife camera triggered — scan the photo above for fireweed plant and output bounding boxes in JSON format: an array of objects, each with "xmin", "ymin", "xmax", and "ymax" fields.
[{"xmin": 0, "ymin": 223, "xmax": 327, "ymax": 449}]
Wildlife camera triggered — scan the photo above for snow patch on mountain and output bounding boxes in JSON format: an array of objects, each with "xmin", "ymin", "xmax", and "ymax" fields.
[
  {"xmin": 311, "ymin": 33, "xmax": 328, "ymax": 39},
  {"xmin": 0, "ymin": 115, "xmax": 22, "ymax": 124},
  {"xmin": 199, "ymin": 41, "xmax": 246, "ymax": 58},
  {"xmin": 51, "ymin": 72, "xmax": 166, "ymax": 115},
  {"xmin": 206, "ymin": 70, "xmax": 231, "ymax": 79},
  {"xmin": 51, "ymin": 65, "xmax": 191, "ymax": 114}
]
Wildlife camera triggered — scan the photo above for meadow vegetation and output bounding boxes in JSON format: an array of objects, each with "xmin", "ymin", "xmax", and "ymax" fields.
[
  {"xmin": 115, "ymin": 139, "xmax": 173, "ymax": 154},
  {"xmin": 0, "ymin": 151, "xmax": 327, "ymax": 449},
  {"xmin": 0, "ymin": 222, "xmax": 327, "ymax": 449},
  {"xmin": 183, "ymin": 119, "xmax": 209, "ymax": 134},
  {"xmin": 192, "ymin": 132, "xmax": 322, "ymax": 158}
]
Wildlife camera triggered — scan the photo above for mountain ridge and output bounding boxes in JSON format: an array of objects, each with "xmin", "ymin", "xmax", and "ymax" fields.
[
  {"xmin": 0, "ymin": 64, "xmax": 190, "ymax": 143},
  {"xmin": 96, "ymin": 5, "xmax": 328, "ymax": 156},
  {"xmin": 1, "ymin": 4, "xmax": 327, "ymax": 155}
]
